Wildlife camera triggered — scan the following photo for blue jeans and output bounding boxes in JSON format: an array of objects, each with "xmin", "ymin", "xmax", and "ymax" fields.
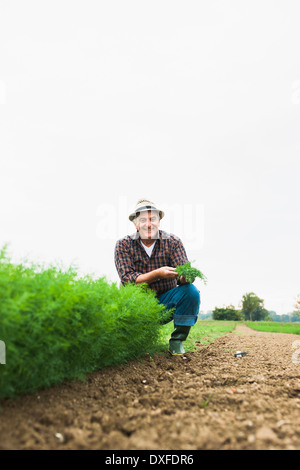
[{"xmin": 158, "ymin": 284, "xmax": 201, "ymax": 327}]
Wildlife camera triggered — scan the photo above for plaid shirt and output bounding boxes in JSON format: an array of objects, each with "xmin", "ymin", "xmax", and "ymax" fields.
[{"xmin": 114, "ymin": 229, "xmax": 189, "ymax": 296}]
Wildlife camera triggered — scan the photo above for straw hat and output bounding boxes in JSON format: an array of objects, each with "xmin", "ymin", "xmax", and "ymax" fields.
[{"xmin": 129, "ymin": 198, "xmax": 165, "ymax": 221}]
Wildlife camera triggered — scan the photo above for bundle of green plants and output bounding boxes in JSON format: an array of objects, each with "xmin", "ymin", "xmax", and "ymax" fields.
[
  {"xmin": 175, "ymin": 261, "xmax": 207, "ymax": 284},
  {"xmin": 0, "ymin": 245, "xmax": 170, "ymax": 399}
]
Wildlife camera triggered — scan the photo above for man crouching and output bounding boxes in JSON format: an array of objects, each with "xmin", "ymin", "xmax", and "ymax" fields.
[{"xmin": 114, "ymin": 198, "xmax": 200, "ymax": 355}]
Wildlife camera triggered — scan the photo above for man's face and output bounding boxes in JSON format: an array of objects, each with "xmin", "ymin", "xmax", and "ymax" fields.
[{"xmin": 135, "ymin": 210, "xmax": 160, "ymax": 240}]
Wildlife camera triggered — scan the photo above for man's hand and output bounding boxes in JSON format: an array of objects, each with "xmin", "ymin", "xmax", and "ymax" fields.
[
  {"xmin": 156, "ymin": 266, "xmax": 179, "ymax": 280},
  {"xmin": 136, "ymin": 267, "xmax": 193, "ymax": 285},
  {"xmin": 179, "ymin": 275, "xmax": 189, "ymax": 284},
  {"xmin": 136, "ymin": 267, "xmax": 178, "ymax": 285},
  {"xmin": 156, "ymin": 268, "xmax": 192, "ymax": 283}
]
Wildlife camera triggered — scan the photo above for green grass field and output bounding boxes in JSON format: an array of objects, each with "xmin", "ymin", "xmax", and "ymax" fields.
[
  {"xmin": 159, "ymin": 320, "xmax": 237, "ymax": 353},
  {"xmin": 246, "ymin": 321, "xmax": 300, "ymax": 335}
]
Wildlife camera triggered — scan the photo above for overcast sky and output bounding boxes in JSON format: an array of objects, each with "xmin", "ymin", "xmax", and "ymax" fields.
[{"xmin": 0, "ymin": 1, "xmax": 299, "ymax": 315}]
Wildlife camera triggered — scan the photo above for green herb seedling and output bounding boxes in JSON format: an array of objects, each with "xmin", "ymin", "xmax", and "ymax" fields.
[
  {"xmin": 175, "ymin": 261, "xmax": 207, "ymax": 284},
  {"xmin": 201, "ymin": 392, "xmax": 213, "ymax": 409}
]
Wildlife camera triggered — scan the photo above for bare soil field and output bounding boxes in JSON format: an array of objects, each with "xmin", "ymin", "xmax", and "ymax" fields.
[{"xmin": 1, "ymin": 324, "xmax": 300, "ymax": 450}]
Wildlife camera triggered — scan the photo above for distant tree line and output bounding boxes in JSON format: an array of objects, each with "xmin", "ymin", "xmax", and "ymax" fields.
[
  {"xmin": 269, "ymin": 312, "xmax": 300, "ymax": 322},
  {"xmin": 211, "ymin": 292, "xmax": 300, "ymax": 322}
]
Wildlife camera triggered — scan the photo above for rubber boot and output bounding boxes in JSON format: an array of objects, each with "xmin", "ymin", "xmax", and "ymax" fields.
[{"xmin": 168, "ymin": 325, "xmax": 191, "ymax": 355}]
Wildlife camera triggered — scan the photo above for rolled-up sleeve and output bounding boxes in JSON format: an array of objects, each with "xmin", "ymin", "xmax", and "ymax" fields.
[{"xmin": 114, "ymin": 239, "xmax": 142, "ymax": 285}]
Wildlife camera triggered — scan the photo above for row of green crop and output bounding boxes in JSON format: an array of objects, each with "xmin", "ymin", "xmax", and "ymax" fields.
[{"xmin": 0, "ymin": 247, "xmax": 172, "ymax": 399}]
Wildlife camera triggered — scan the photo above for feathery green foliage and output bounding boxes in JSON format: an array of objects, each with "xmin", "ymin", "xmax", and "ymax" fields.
[
  {"xmin": 0, "ymin": 245, "xmax": 171, "ymax": 398},
  {"xmin": 175, "ymin": 261, "xmax": 207, "ymax": 284}
]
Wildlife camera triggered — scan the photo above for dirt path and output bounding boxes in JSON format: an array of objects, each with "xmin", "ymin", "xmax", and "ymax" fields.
[{"xmin": 1, "ymin": 324, "xmax": 300, "ymax": 450}]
